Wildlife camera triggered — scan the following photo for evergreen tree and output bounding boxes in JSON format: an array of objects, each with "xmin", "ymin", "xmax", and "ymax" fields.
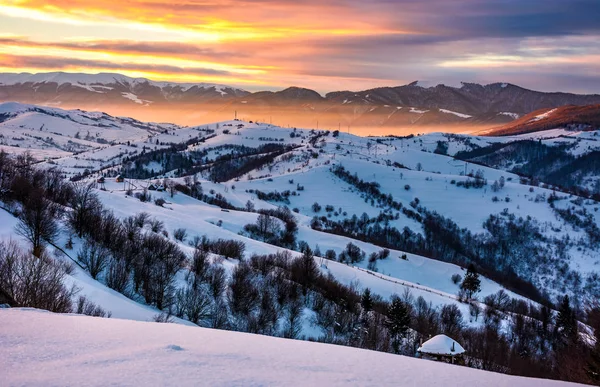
[
  {"xmin": 460, "ymin": 264, "xmax": 481, "ymax": 299},
  {"xmin": 556, "ymin": 295, "xmax": 578, "ymax": 343},
  {"xmin": 385, "ymin": 296, "xmax": 411, "ymax": 354}
]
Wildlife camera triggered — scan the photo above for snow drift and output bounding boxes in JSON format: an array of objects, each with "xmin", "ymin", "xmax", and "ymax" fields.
[{"xmin": 0, "ymin": 309, "xmax": 582, "ymax": 386}]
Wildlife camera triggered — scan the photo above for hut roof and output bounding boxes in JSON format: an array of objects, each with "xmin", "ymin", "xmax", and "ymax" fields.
[{"xmin": 417, "ymin": 334, "xmax": 465, "ymax": 356}]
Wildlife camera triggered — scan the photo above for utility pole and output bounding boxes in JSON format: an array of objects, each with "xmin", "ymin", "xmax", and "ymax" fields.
[{"xmin": 234, "ymin": 110, "xmax": 237, "ymax": 120}]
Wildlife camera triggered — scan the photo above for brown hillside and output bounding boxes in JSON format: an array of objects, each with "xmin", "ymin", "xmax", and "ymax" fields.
[{"xmin": 483, "ymin": 104, "xmax": 600, "ymax": 136}]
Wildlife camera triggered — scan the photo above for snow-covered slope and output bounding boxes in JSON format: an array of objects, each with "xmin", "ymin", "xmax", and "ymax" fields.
[
  {"xmin": 2, "ymin": 102, "xmax": 599, "ymax": 309},
  {"xmin": 0, "ymin": 309, "xmax": 580, "ymax": 386},
  {"xmin": 0, "ymin": 210, "xmax": 193, "ymax": 325},
  {"xmin": 0, "ymin": 102, "xmax": 182, "ymax": 173}
]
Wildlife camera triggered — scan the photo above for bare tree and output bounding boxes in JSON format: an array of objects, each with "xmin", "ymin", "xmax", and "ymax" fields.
[
  {"xmin": 440, "ymin": 304, "xmax": 464, "ymax": 338},
  {"xmin": 175, "ymin": 282, "xmax": 212, "ymax": 325},
  {"xmin": 78, "ymin": 239, "xmax": 110, "ymax": 279},
  {"xmin": 283, "ymin": 297, "xmax": 304, "ymax": 339},
  {"xmin": 0, "ymin": 240, "xmax": 75, "ymax": 312},
  {"xmin": 207, "ymin": 265, "xmax": 227, "ymax": 300},
  {"xmin": 69, "ymin": 183, "xmax": 102, "ymax": 238},
  {"xmin": 105, "ymin": 257, "xmax": 130, "ymax": 294},
  {"xmin": 135, "ymin": 234, "xmax": 185, "ymax": 310},
  {"xmin": 15, "ymin": 188, "xmax": 59, "ymax": 257},
  {"xmin": 228, "ymin": 262, "xmax": 260, "ymax": 329}
]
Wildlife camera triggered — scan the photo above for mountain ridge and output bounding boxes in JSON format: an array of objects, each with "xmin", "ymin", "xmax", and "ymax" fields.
[{"xmin": 2, "ymin": 72, "xmax": 600, "ymax": 131}]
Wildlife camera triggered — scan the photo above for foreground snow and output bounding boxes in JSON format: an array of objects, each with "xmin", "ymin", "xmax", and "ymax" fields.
[{"xmin": 0, "ymin": 309, "xmax": 581, "ymax": 386}]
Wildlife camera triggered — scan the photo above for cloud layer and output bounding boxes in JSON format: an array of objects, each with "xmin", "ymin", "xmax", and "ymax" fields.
[{"xmin": 1, "ymin": 0, "xmax": 599, "ymax": 92}]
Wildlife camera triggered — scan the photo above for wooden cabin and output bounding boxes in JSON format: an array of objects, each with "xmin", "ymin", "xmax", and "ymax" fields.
[{"xmin": 116, "ymin": 175, "xmax": 124, "ymax": 183}]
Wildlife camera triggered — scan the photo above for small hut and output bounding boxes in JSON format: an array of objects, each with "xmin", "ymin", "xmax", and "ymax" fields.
[
  {"xmin": 417, "ymin": 334, "xmax": 465, "ymax": 364},
  {"xmin": 96, "ymin": 176, "xmax": 105, "ymax": 184},
  {"xmin": 116, "ymin": 175, "xmax": 124, "ymax": 183}
]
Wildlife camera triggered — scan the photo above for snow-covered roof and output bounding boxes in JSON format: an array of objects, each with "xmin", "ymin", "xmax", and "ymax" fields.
[{"xmin": 417, "ymin": 334, "xmax": 465, "ymax": 356}]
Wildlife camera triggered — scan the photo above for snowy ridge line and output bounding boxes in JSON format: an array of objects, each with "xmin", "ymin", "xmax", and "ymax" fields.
[
  {"xmin": 353, "ymin": 266, "xmax": 508, "ymax": 314},
  {"xmin": 354, "ymin": 266, "xmax": 459, "ymax": 302}
]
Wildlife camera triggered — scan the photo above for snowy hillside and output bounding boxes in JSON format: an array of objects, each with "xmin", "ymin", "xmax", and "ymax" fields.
[
  {"xmin": 0, "ymin": 309, "xmax": 581, "ymax": 387},
  {"xmin": 1, "ymin": 102, "xmax": 599, "ymax": 307},
  {"xmin": 1, "ymin": 102, "xmax": 599, "ymax": 385},
  {"xmin": 0, "ymin": 102, "xmax": 182, "ymax": 171}
]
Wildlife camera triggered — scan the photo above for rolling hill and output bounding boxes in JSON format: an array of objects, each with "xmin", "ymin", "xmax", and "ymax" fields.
[{"xmin": 1, "ymin": 102, "xmax": 599, "ymax": 384}]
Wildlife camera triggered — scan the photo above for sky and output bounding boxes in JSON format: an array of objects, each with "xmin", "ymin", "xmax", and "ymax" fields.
[{"xmin": 1, "ymin": 0, "xmax": 599, "ymax": 93}]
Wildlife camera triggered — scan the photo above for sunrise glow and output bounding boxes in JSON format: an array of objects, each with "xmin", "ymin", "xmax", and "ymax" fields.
[{"xmin": 1, "ymin": 0, "xmax": 598, "ymax": 92}]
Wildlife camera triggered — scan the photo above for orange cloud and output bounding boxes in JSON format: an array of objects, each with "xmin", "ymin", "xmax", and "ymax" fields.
[
  {"xmin": 1, "ymin": 0, "xmax": 599, "ymax": 93},
  {"xmin": 1, "ymin": 0, "xmax": 413, "ymax": 41}
]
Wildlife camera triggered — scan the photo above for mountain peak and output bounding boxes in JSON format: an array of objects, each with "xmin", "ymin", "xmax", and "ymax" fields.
[{"xmin": 276, "ymin": 86, "xmax": 323, "ymax": 100}]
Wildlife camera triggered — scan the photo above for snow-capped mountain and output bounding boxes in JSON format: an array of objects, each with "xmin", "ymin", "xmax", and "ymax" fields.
[
  {"xmin": 2, "ymin": 72, "xmax": 600, "ymax": 131},
  {"xmin": 0, "ymin": 72, "xmax": 249, "ymax": 106}
]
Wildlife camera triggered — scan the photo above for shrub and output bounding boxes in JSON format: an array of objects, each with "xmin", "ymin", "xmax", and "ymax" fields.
[
  {"xmin": 325, "ymin": 249, "xmax": 337, "ymax": 261},
  {"xmin": 344, "ymin": 242, "xmax": 365, "ymax": 263},
  {"xmin": 134, "ymin": 212, "xmax": 150, "ymax": 228},
  {"xmin": 155, "ymin": 198, "xmax": 166, "ymax": 207},
  {"xmin": 76, "ymin": 295, "xmax": 112, "ymax": 318},
  {"xmin": 148, "ymin": 218, "xmax": 165, "ymax": 233},
  {"xmin": 174, "ymin": 228, "xmax": 187, "ymax": 242},
  {"xmin": 135, "ymin": 189, "xmax": 152, "ymax": 202},
  {"xmin": 210, "ymin": 239, "xmax": 246, "ymax": 260},
  {"xmin": 378, "ymin": 249, "xmax": 390, "ymax": 260},
  {"xmin": 451, "ymin": 273, "xmax": 462, "ymax": 284},
  {"xmin": 312, "ymin": 202, "xmax": 322, "ymax": 213}
]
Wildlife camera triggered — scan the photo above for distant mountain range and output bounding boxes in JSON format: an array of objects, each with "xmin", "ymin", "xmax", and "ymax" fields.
[{"xmin": 1, "ymin": 72, "xmax": 600, "ymax": 132}]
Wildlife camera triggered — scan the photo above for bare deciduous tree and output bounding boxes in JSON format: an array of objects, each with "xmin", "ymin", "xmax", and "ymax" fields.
[
  {"xmin": 0, "ymin": 240, "xmax": 75, "ymax": 312},
  {"xmin": 15, "ymin": 188, "xmax": 59, "ymax": 257},
  {"xmin": 78, "ymin": 239, "xmax": 110, "ymax": 279}
]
